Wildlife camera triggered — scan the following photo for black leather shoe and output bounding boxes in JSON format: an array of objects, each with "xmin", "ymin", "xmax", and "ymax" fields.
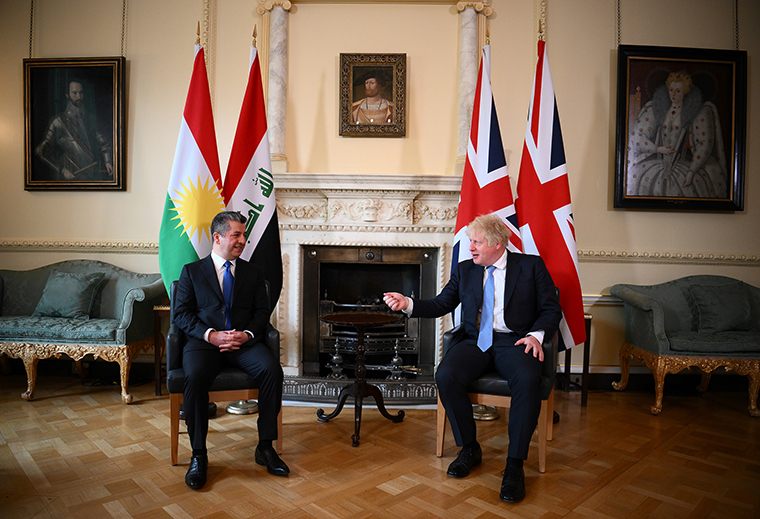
[
  {"xmin": 500, "ymin": 465, "xmax": 526, "ymax": 503},
  {"xmin": 446, "ymin": 443, "xmax": 482, "ymax": 478},
  {"xmin": 185, "ymin": 454, "xmax": 208, "ymax": 490},
  {"xmin": 255, "ymin": 445, "xmax": 290, "ymax": 476}
]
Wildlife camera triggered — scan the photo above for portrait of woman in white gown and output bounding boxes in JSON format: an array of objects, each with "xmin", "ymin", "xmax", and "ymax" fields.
[{"xmin": 626, "ymin": 70, "xmax": 728, "ymax": 199}]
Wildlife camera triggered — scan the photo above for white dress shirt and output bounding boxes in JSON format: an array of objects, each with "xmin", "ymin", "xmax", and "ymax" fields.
[{"xmin": 204, "ymin": 252, "xmax": 253, "ymax": 342}]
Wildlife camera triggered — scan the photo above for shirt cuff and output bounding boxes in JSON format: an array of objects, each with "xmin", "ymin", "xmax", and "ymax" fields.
[
  {"xmin": 204, "ymin": 328, "xmax": 215, "ymax": 343},
  {"xmin": 402, "ymin": 297, "xmax": 414, "ymax": 315}
]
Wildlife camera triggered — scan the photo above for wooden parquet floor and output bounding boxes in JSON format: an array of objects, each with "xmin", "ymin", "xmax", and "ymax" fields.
[{"xmin": 1, "ymin": 374, "xmax": 758, "ymax": 519}]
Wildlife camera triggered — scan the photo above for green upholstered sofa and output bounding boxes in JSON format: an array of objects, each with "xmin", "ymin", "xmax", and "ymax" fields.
[
  {"xmin": 0, "ymin": 260, "xmax": 164, "ymax": 403},
  {"xmin": 611, "ymin": 275, "xmax": 760, "ymax": 417}
]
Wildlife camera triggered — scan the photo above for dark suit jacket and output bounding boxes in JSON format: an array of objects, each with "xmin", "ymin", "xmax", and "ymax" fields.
[
  {"xmin": 412, "ymin": 252, "xmax": 562, "ymax": 341},
  {"xmin": 174, "ymin": 255, "xmax": 270, "ymax": 352}
]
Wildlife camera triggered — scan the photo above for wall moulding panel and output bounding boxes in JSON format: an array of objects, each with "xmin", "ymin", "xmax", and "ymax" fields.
[{"xmin": 2, "ymin": 239, "xmax": 757, "ymax": 269}]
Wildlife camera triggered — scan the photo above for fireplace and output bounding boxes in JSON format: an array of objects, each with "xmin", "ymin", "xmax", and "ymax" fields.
[
  {"xmin": 273, "ymin": 172, "xmax": 462, "ymax": 403},
  {"xmin": 301, "ymin": 246, "xmax": 438, "ymax": 380}
]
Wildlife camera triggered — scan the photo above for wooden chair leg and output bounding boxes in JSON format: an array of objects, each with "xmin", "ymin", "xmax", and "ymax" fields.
[
  {"xmin": 538, "ymin": 395, "xmax": 548, "ymax": 474},
  {"xmin": 276, "ymin": 406, "xmax": 283, "ymax": 454},
  {"xmin": 546, "ymin": 389, "xmax": 555, "ymax": 442},
  {"xmin": 170, "ymin": 393, "xmax": 181, "ymax": 466},
  {"xmin": 435, "ymin": 395, "xmax": 447, "ymax": 457}
]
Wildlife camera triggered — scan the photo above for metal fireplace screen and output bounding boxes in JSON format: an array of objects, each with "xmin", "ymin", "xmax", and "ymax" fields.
[{"xmin": 301, "ymin": 246, "xmax": 437, "ymax": 379}]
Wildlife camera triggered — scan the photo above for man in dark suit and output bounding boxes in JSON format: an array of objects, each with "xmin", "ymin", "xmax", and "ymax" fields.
[
  {"xmin": 174, "ymin": 211, "xmax": 289, "ymax": 490},
  {"xmin": 384, "ymin": 213, "xmax": 561, "ymax": 503}
]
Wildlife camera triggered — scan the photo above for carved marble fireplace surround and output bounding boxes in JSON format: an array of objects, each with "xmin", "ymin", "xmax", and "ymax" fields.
[{"xmin": 275, "ymin": 172, "xmax": 461, "ymax": 403}]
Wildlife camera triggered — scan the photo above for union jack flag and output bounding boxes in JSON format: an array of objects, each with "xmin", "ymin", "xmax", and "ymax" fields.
[
  {"xmin": 451, "ymin": 45, "xmax": 521, "ymax": 325},
  {"xmin": 515, "ymin": 40, "xmax": 585, "ymax": 349}
]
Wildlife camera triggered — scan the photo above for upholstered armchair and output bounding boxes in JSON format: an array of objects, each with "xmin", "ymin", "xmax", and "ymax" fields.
[{"xmin": 611, "ymin": 275, "xmax": 760, "ymax": 416}]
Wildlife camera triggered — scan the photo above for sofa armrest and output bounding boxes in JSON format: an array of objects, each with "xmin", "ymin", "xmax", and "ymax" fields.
[
  {"xmin": 611, "ymin": 284, "xmax": 671, "ymax": 354},
  {"xmin": 118, "ymin": 278, "xmax": 166, "ymax": 343}
]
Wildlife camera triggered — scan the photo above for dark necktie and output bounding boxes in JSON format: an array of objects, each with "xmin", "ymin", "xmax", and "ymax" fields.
[
  {"xmin": 223, "ymin": 260, "xmax": 234, "ymax": 330},
  {"xmin": 477, "ymin": 266, "xmax": 496, "ymax": 352}
]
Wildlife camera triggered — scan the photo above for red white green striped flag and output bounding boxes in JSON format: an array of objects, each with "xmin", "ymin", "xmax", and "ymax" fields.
[{"xmin": 159, "ymin": 44, "xmax": 224, "ymax": 294}]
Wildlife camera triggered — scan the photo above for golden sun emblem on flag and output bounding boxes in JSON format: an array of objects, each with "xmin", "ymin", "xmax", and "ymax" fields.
[{"xmin": 170, "ymin": 175, "xmax": 225, "ymax": 243}]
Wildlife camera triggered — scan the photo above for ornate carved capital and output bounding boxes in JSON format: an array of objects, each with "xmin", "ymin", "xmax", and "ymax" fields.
[
  {"xmin": 257, "ymin": 0, "xmax": 292, "ymax": 15},
  {"xmin": 456, "ymin": 1, "xmax": 493, "ymax": 16}
]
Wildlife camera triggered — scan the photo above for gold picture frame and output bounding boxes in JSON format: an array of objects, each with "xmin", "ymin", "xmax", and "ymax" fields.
[
  {"xmin": 614, "ymin": 45, "xmax": 746, "ymax": 211},
  {"xmin": 339, "ymin": 53, "xmax": 406, "ymax": 137},
  {"xmin": 24, "ymin": 56, "xmax": 126, "ymax": 191}
]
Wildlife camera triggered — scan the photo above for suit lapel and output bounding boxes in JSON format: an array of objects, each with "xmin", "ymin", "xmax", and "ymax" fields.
[
  {"xmin": 504, "ymin": 252, "xmax": 522, "ymax": 308},
  {"xmin": 231, "ymin": 259, "xmax": 249, "ymax": 304},
  {"xmin": 201, "ymin": 255, "xmax": 224, "ymax": 302},
  {"xmin": 463, "ymin": 261, "xmax": 485, "ymax": 309}
]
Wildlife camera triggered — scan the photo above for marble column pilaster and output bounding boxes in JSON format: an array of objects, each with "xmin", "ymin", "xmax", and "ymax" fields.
[
  {"xmin": 455, "ymin": 2, "xmax": 492, "ymax": 175},
  {"xmin": 258, "ymin": 1, "xmax": 291, "ymax": 173},
  {"xmin": 456, "ymin": 7, "xmax": 478, "ymax": 174}
]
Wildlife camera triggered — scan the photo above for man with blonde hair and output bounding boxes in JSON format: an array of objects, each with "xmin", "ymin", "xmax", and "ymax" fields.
[{"xmin": 384, "ymin": 213, "xmax": 561, "ymax": 503}]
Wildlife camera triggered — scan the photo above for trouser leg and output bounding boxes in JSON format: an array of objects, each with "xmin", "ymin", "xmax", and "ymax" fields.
[
  {"xmin": 492, "ymin": 339, "xmax": 543, "ymax": 460},
  {"xmin": 228, "ymin": 343, "xmax": 283, "ymax": 441},
  {"xmin": 183, "ymin": 346, "xmax": 222, "ymax": 452},
  {"xmin": 435, "ymin": 339, "xmax": 491, "ymax": 447}
]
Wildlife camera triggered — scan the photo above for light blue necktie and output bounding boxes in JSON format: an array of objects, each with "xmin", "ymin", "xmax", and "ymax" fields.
[
  {"xmin": 223, "ymin": 260, "xmax": 234, "ymax": 330},
  {"xmin": 477, "ymin": 266, "xmax": 496, "ymax": 352}
]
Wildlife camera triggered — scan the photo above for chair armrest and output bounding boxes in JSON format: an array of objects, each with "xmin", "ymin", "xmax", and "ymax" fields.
[
  {"xmin": 166, "ymin": 325, "xmax": 183, "ymax": 372},
  {"xmin": 442, "ymin": 324, "xmax": 464, "ymax": 357},
  {"xmin": 541, "ymin": 331, "xmax": 559, "ymax": 385},
  {"xmin": 264, "ymin": 323, "xmax": 280, "ymax": 358}
]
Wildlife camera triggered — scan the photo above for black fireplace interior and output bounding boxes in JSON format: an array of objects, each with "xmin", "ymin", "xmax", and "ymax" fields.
[{"xmin": 301, "ymin": 246, "xmax": 438, "ymax": 379}]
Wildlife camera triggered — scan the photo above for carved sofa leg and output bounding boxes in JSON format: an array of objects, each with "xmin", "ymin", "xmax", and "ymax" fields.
[
  {"xmin": 747, "ymin": 371, "xmax": 759, "ymax": 418},
  {"xmin": 650, "ymin": 358, "xmax": 666, "ymax": 415},
  {"xmin": 697, "ymin": 370, "xmax": 712, "ymax": 392},
  {"xmin": 21, "ymin": 354, "xmax": 39, "ymax": 401},
  {"xmin": 117, "ymin": 346, "xmax": 140, "ymax": 404},
  {"xmin": 612, "ymin": 342, "xmax": 633, "ymax": 391}
]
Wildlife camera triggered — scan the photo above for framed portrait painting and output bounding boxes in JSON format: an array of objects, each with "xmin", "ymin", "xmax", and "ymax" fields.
[
  {"xmin": 339, "ymin": 53, "xmax": 406, "ymax": 137},
  {"xmin": 614, "ymin": 45, "xmax": 746, "ymax": 211},
  {"xmin": 24, "ymin": 56, "xmax": 126, "ymax": 190}
]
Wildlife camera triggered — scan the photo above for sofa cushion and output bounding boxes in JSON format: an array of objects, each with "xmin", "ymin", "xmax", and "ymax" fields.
[
  {"xmin": 688, "ymin": 283, "xmax": 753, "ymax": 334},
  {"xmin": 669, "ymin": 331, "xmax": 760, "ymax": 354},
  {"xmin": 0, "ymin": 316, "xmax": 118, "ymax": 342},
  {"xmin": 32, "ymin": 270, "xmax": 105, "ymax": 320}
]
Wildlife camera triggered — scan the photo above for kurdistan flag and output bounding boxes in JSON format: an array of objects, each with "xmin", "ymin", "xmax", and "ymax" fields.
[{"xmin": 158, "ymin": 44, "xmax": 224, "ymax": 295}]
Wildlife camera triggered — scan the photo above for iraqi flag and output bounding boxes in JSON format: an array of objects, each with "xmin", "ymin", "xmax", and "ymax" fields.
[
  {"xmin": 515, "ymin": 40, "xmax": 585, "ymax": 349},
  {"xmin": 223, "ymin": 46, "xmax": 282, "ymax": 313},
  {"xmin": 159, "ymin": 44, "xmax": 224, "ymax": 295},
  {"xmin": 452, "ymin": 45, "xmax": 521, "ymax": 325}
]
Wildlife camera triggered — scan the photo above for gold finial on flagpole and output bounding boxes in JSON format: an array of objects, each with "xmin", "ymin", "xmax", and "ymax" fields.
[
  {"xmin": 252, "ymin": 25, "xmax": 257, "ymax": 48},
  {"xmin": 486, "ymin": 29, "xmax": 490, "ymax": 46},
  {"xmin": 196, "ymin": 21, "xmax": 201, "ymax": 45}
]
